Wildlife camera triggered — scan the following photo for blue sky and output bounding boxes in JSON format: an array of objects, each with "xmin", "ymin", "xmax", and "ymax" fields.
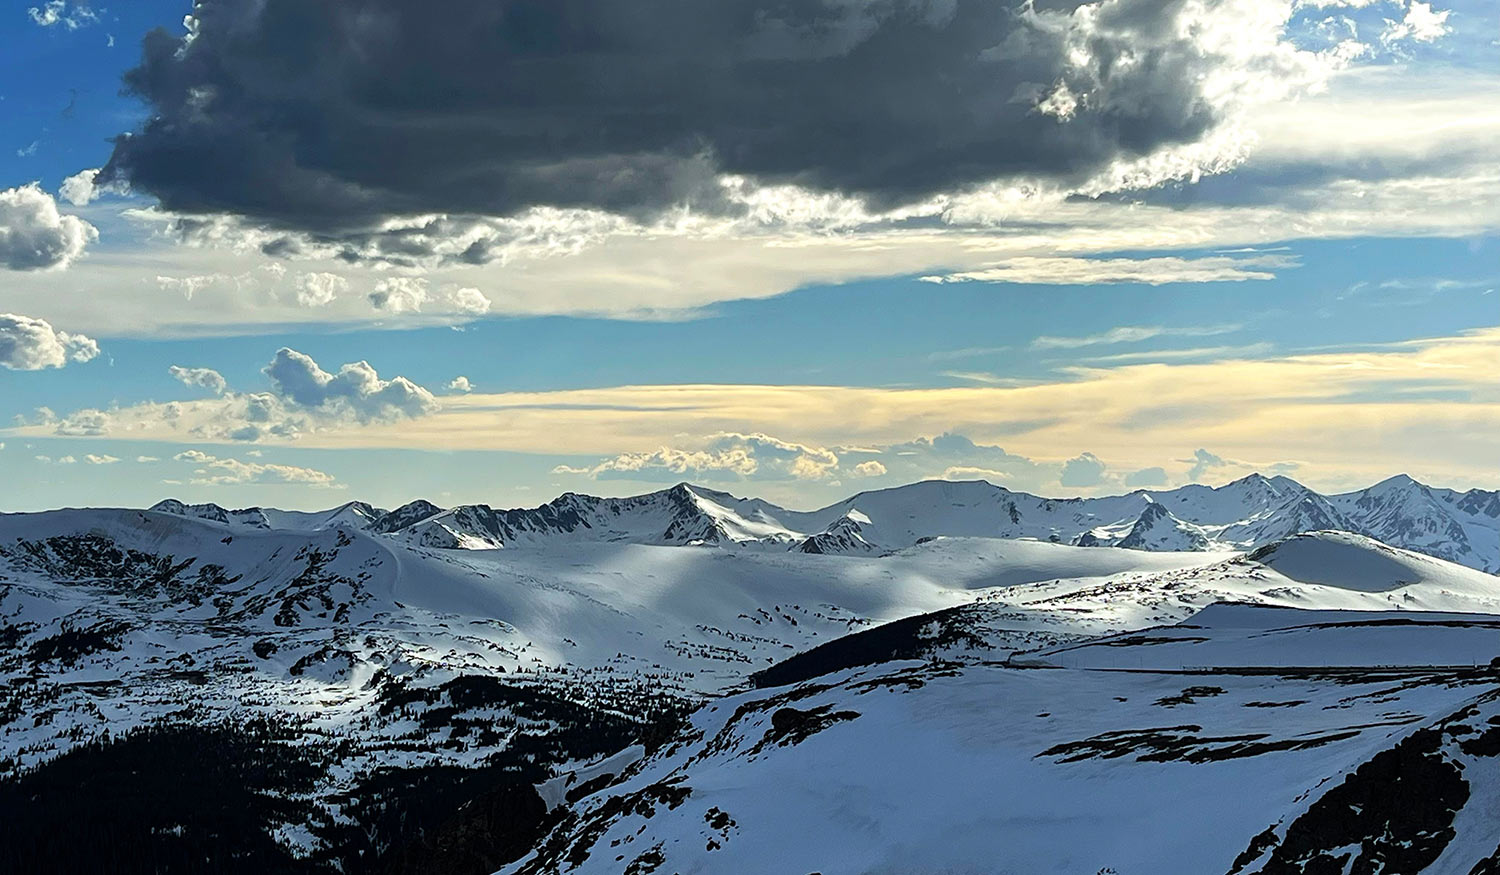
[{"xmin": 1, "ymin": 0, "xmax": 1497, "ymax": 511}]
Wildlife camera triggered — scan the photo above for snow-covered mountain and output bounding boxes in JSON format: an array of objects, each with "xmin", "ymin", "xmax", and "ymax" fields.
[
  {"xmin": 5, "ymin": 484, "xmax": 1499, "ymax": 872},
  {"xmin": 1328, "ymin": 474, "xmax": 1500, "ymax": 573},
  {"xmin": 392, "ymin": 484, "xmax": 804, "ymax": 550},
  {"xmin": 503, "ymin": 602, "xmax": 1500, "ymax": 875},
  {"xmin": 789, "ymin": 473, "xmax": 1498, "ymax": 572},
  {"xmin": 147, "ymin": 472, "xmax": 1500, "ymax": 572},
  {"xmin": 1113, "ymin": 498, "xmax": 1210, "ymax": 551}
]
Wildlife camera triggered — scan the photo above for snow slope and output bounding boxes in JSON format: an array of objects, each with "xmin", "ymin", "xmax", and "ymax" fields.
[
  {"xmin": 504, "ymin": 613, "xmax": 1500, "ymax": 875},
  {"xmin": 1021, "ymin": 602, "xmax": 1500, "ymax": 670},
  {"xmin": 0, "ymin": 508, "xmax": 1236, "ymax": 782},
  {"xmin": 959, "ymin": 531, "xmax": 1500, "ymax": 639}
]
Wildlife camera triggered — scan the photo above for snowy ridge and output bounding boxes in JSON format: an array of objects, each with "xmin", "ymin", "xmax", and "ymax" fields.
[
  {"xmin": 792, "ymin": 473, "xmax": 1497, "ymax": 572},
  {"xmin": 149, "ymin": 472, "xmax": 1500, "ymax": 573},
  {"xmin": 388, "ymin": 484, "xmax": 804, "ymax": 550}
]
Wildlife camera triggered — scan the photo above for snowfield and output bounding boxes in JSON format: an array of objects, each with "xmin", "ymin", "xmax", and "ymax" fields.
[
  {"xmin": 502, "ymin": 609, "xmax": 1500, "ymax": 875},
  {"xmin": 1021, "ymin": 602, "xmax": 1500, "ymax": 670}
]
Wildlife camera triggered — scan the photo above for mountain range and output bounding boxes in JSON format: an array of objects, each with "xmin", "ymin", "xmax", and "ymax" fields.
[
  {"xmin": 5, "ymin": 474, "xmax": 1500, "ymax": 873},
  {"xmin": 150, "ymin": 472, "xmax": 1500, "ymax": 573}
]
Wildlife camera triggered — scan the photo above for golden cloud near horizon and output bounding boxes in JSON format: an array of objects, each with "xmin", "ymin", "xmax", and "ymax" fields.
[{"xmin": 10, "ymin": 327, "xmax": 1497, "ymax": 494}]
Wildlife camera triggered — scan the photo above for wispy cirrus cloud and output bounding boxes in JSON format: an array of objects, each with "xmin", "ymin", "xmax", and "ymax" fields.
[
  {"xmin": 173, "ymin": 449, "xmax": 338, "ymax": 487},
  {"xmin": 1031, "ymin": 324, "xmax": 1244, "ymax": 350},
  {"xmin": 921, "ymin": 256, "xmax": 1294, "ymax": 287},
  {"xmin": 1076, "ymin": 344, "xmax": 1276, "ymax": 364}
]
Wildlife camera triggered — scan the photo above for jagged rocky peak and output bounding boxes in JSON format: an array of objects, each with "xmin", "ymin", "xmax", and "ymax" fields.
[
  {"xmin": 1117, "ymin": 500, "xmax": 1209, "ymax": 551},
  {"xmin": 1369, "ymin": 472, "xmax": 1421, "ymax": 492},
  {"xmin": 324, "ymin": 501, "xmax": 382, "ymax": 526},
  {"xmin": 796, "ymin": 508, "xmax": 879, "ymax": 555},
  {"xmin": 152, "ymin": 497, "xmax": 228, "ymax": 520},
  {"xmin": 1281, "ymin": 492, "xmax": 1350, "ymax": 526},
  {"xmin": 1218, "ymin": 472, "xmax": 1307, "ymax": 504},
  {"xmin": 1455, "ymin": 488, "xmax": 1500, "ymax": 519},
  {"xmin": 149, "ymin": 498, "xmax": 271, "ymax": 529},
  {"xmin": 370, "ymin": 499, "xmax": 446, "ymax": 533}
]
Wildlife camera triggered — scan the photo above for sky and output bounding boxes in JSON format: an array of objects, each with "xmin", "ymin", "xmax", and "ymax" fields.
[{"xmin": 0, "ymin": 0, "xmax": 1496, "ymax": 513}]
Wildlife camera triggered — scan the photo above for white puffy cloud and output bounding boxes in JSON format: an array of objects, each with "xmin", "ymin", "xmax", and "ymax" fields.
[
  {"xmin": 565, "ymin": 432, "xmax": 841, "ymax": 482},
  {"xmin": 1185, "ymin": 448, "xmax": 1230, "ymax": 482},
  {"xmin": 449, "ymin": 287, "xmax": 492, "ymax": 314},
  {"xmin": 173, "ymin": 449, "xmax": 337, "ymax": 487},
  {"xmin": 549, "ymin": 431, "xmax": 1223, "ymax": 495},
  {"xmin": 1059, "ymin": 452, "xmax": 1109, "ymax": 488},
  {"xmin": 1182, "ymin": 448, "xmax": 1301, "ymax": 483},
  {"xmin": 0, "ymin": 184, "xmax": 97, "ymax": 270},
  {"xmin": 848, "ymin": 434, "xmax": 1046, "ymax": 486},
  {"xmin": 448, "ymin": 376, "xmax": 473, "ymax": 393},
  {"xmin": 0, "ymin": 313, "xmax": 99, "ymax": 370},
  {"xmin": 59, "ymin": 170, "xmax": 100, "ymax": 206},
  {"xmin": 264, "ymin": 347, "xmax": 439, "ymax": 422},
  {"xmin": 54, "ymin": 409, "xmax": 110, "ymax": 436},
  {"xmin": 156, "ymin": 274, "xmax": 226, "ymax": 300},
  {"xmin": 168, "ymin": 365, "xmax": 229, "ymax": 396},
  {"xmin": 1381, "ymin": 1, "xmax": 1451, "ymax": 45},
  {"xmin": 1125, "ymin": 466, "xmax": 1170, "ymax": 488},
  {"xmin": 84, "ymin": 453, "xmax": 120, "ymax": 464},
  {"xmin": 27, "ymin": 1, "xmax": 97, "ymax": 29},
  {"xmin": 295, "ymin": 272, "xmax": 348, "ymax": 307},
  {"xmin": 369, "ymin": 277, "xmax": 429, "ymax": 313},
  {"xmin": 14, "ymin": 347, "xmax": 440, "ymax": 445},
  {"xmin": 559, "ymin": 432, "xmax": 1050, "ymax": 489},
  {"xmin": 58, "ymin": 168, "xmax": 127, "ymax": 206}
]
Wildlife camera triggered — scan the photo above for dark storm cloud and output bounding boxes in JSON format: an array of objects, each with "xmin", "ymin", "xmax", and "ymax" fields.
[{"xmin": 103, "ymin": 0, "xmax": 1225, "ymax": 232}]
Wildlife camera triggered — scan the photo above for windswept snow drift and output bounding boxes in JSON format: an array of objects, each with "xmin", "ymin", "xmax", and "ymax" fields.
[{"xmin": 1021, "ymin": 602, "xmax": 1500, "ymax": 670}]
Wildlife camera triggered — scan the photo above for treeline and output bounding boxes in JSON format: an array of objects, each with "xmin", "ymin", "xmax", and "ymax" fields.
[
  {"xmin": 0, "ymin": 718, "xmax": 323, "ymax": 874},
  {"xmin": 1, "ymin": 678, "xmax": 696, "ymax": 875}
]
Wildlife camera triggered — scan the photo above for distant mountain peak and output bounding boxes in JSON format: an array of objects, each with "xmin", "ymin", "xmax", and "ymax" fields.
[
  {"xmin": 1370, "ymin": 473, "xmax": 1422, "ymax": 492},
  {"xmin": 136, "ymin": 471, "xmax": 1499, "ymax": 573},
  {"xmin": 1117, "ymin": 502, "xmax": 1209, "ymax": 551}
]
